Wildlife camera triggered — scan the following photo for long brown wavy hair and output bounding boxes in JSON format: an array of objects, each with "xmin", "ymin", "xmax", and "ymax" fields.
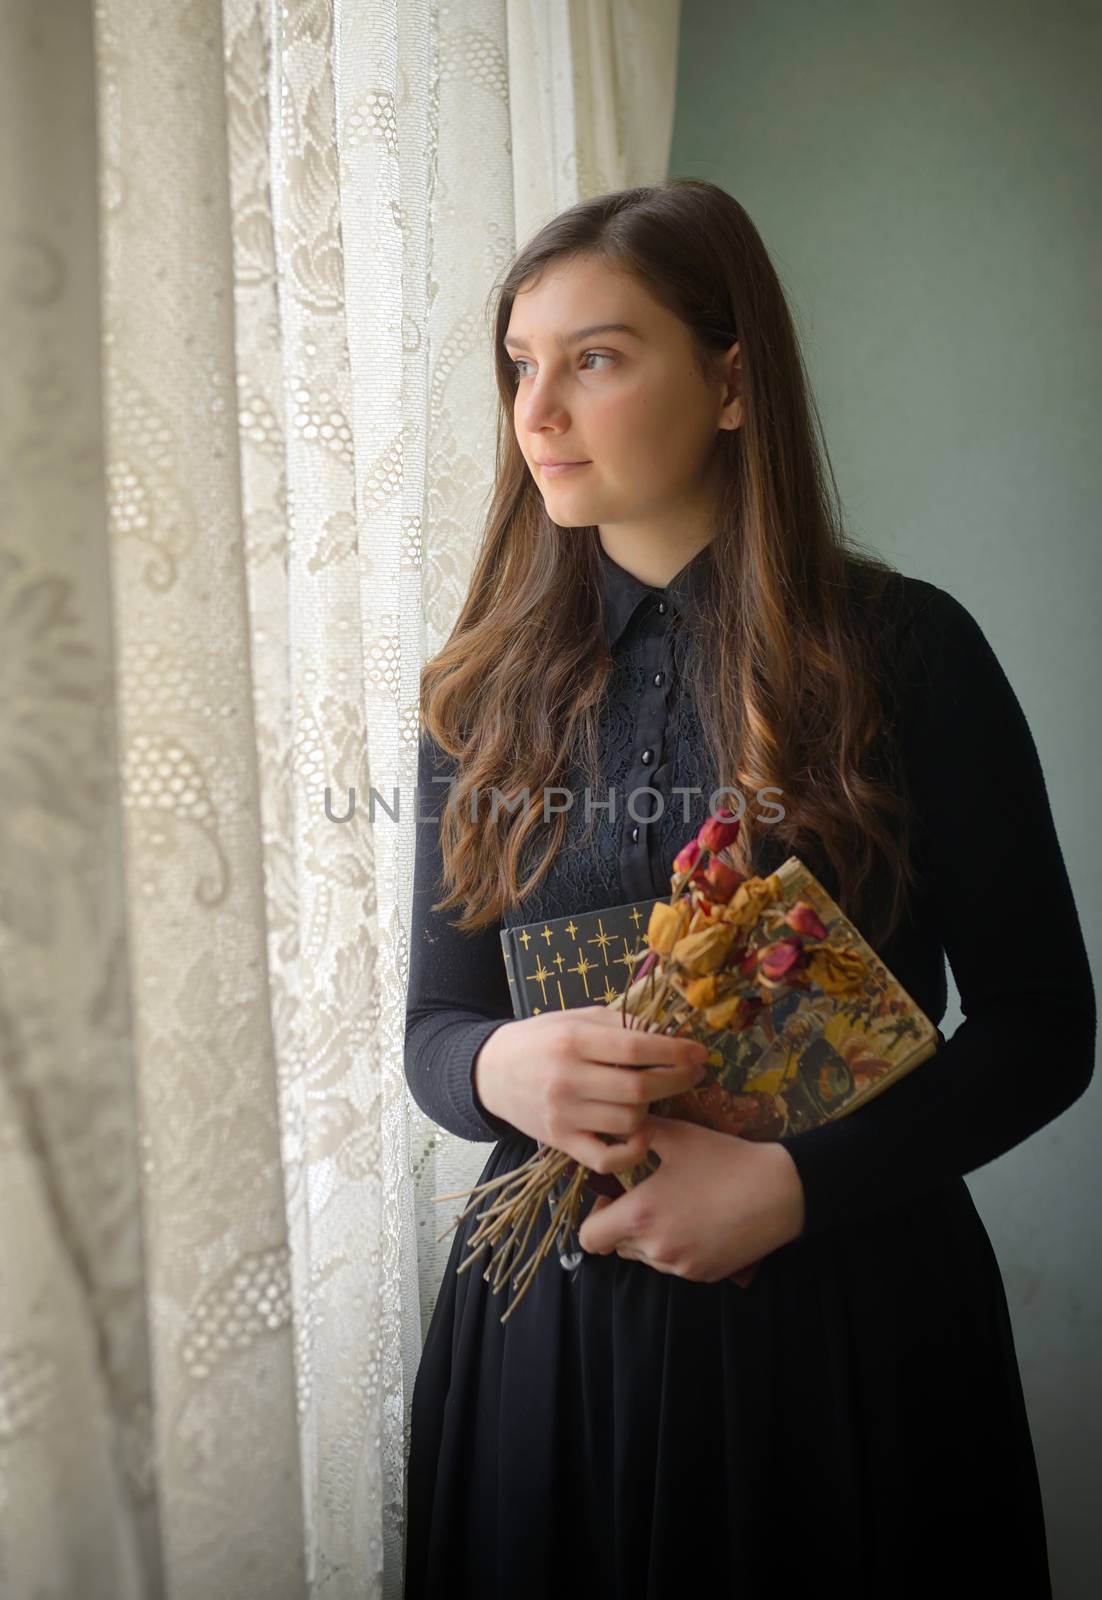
[{"xmin": 421, "ymin": 178, "xmax": 919, "ymax": 950}]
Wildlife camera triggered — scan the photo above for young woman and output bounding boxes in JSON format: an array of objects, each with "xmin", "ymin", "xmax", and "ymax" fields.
[{"xmin": 402, "ymin": 178, "xmax": 1095, "ymax": 1597}]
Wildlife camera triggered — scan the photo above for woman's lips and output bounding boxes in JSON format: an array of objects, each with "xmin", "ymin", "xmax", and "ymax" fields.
[{"xmin": 540, "ymin": 460, "xmax": 591, "ymax": 477}]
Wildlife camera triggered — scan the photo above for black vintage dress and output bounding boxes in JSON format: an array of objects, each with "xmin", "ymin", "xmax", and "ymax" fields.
[{"xmin": 402, "ymin": 542, "xmax": 1095, "ymax": 1599}]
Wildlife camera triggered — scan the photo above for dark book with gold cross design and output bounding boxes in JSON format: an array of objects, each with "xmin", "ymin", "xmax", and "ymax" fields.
[{"xmin": 499, "ymin": 897, "xmax": 665, "ymax": 1018}]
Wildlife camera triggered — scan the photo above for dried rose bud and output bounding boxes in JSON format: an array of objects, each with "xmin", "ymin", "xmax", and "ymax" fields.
[
  {"xmin": 758, "ymin": 937, "xmax": 803, "ymax": 982},
  {"xmin": 785, "ymin": 900, "xmax": 827, "ymax": 941},
  {"xmin": 673, "ymin": 839, "xmax": 702, "ymax": 875},
  {"xmin": 697, "ymin": 808, "xmax": 742, "ymax": 854},
  {"xmin": 701, "ymin": 858, "xmax": 744, "ymax": 902}
]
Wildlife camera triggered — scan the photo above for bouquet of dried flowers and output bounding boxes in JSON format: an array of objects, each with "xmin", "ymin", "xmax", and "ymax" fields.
[{"xmin": 434, "ymin": 807, "xmax": 872, "ymax": 1322}]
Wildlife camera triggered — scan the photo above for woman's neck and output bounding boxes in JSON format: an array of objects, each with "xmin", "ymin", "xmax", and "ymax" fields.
[{"xmin": 597, "ymin": 530, "xmax": 715, "ymax": 589}]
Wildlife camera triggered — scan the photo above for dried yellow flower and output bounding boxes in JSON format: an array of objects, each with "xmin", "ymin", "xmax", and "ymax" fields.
[
  {"xmin": 719, "ymin": 873, "xmax": 784, "ymax": 931},
  {"xmin": 647, "ymin": 899, "xmax": 692, "ymax": 954},
  {"xmin": 670, "ymin": 922, "xmax": 739, "ymax": 975},
  {"xmin": 807, "ymin": 944, "xmax": 867, "ymax": 996},
  {"xmin": 679, "ymin": 974, "xmax": 720, "ymax": 1009},
  {"xmin": 703, "ymin": 994, "xmax": 747, "ymax": 1030}
]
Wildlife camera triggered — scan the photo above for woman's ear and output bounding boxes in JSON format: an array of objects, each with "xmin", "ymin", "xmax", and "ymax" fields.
[{"xmin": 719, "ymin": 340, "xmax": 742, "ymax": 429}]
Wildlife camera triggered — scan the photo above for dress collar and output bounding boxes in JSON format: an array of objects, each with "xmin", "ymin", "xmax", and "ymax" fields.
[{"xmin": 597, "ymin": 539, "xmax": 714, "ymax": 648}]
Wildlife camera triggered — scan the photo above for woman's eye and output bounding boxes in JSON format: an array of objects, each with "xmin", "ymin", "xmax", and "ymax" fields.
[{"xmin": 508, "ymin": 351, "xmax": 616, "ymax": 379}]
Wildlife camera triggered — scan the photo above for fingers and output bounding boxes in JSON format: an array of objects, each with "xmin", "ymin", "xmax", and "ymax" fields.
[
  {"xmin": 572, "ymin": 1124, "xmax": 652, "ymax": 1176},
  {"xmin": 546, "ymin": 1009, "xmax": 707, "ymax": 1154},
  {"xmin": 570, "ymin": 1098, "xmax": 646, "ymax": 1138},
  {"xmin": 575, "ymin": 1016, "xmax": 708, "ymax": 1073},
  {"xmin": 577, "ymin": 1003, "xmax": 638, "ymax": 1026},
  {"xmin": 575, "ymin": 1054, "xmax": 706, "ymax": 1111}
]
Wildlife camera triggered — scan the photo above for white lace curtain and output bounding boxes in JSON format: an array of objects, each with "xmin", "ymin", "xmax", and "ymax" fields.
[{"xmin": 0, "ymin": 1, "xmax": 679, "ymax": 1595}]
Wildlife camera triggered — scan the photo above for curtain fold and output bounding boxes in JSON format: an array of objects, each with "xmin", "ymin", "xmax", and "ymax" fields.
[{"xmin": 0, "ymin": 1, "xmax": 679, "ymax": 1594}]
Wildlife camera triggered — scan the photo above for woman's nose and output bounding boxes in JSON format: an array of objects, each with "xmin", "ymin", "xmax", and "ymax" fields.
[{"xmin": 519, "ymin": 378, "xmax": 570, "ymax": 430}]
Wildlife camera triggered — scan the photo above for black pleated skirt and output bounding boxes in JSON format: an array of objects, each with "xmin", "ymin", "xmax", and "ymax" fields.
[{"xmin": 404, "ymin": 1130, "xmax": 1051, "ymax": 1598}]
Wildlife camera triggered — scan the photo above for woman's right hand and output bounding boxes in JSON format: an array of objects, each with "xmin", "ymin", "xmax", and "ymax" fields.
[{"xmin": 473, "ymin": 1004, "xmax": 710, "ymax": 1175}]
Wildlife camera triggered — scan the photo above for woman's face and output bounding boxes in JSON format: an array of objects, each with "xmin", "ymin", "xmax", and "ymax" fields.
[{"xmin": 503, "ymin": 254, "xmax": 741, "ymax": 536}]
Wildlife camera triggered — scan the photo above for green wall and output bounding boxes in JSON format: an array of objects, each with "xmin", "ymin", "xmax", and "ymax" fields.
[{"xmin": 671, "ymin": 2, "xmax": 1100, "ymax": 1593}]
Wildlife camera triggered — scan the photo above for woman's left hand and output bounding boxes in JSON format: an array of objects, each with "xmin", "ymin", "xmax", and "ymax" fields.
[{"xmin": 576, "ymin": 1115, "xmax": 806, "ymax": 1282}]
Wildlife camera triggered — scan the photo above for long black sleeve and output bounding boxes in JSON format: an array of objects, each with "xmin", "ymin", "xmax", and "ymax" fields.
[
  {"xmin": 404, "ymin": 732, "xmax": 519, "ymax": 1142},
  {"xmin": 776, "ymin": 583, "xmax": 1097, "ymax": 1238}
]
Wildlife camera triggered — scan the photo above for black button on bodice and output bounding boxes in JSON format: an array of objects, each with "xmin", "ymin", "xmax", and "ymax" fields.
[{"xmin": 593, "ymin": 540, "xmax": 718, "ymax": 905}]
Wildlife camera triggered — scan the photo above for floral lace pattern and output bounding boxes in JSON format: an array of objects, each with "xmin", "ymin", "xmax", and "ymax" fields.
[{"xmin": 1, "ymin": 5, "xmax": 685, "ymax": 1599}]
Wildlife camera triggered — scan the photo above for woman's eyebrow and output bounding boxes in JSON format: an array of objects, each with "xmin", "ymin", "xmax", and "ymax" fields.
[{"xmin": 503, "ymin": 322, "xmax": 643, "ymax": 351}]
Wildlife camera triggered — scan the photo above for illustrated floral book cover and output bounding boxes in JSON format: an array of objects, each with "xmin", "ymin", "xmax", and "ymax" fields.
[{"xmin": 500, "ymin": 855, "xmax": 941, "ymax": 1164}]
